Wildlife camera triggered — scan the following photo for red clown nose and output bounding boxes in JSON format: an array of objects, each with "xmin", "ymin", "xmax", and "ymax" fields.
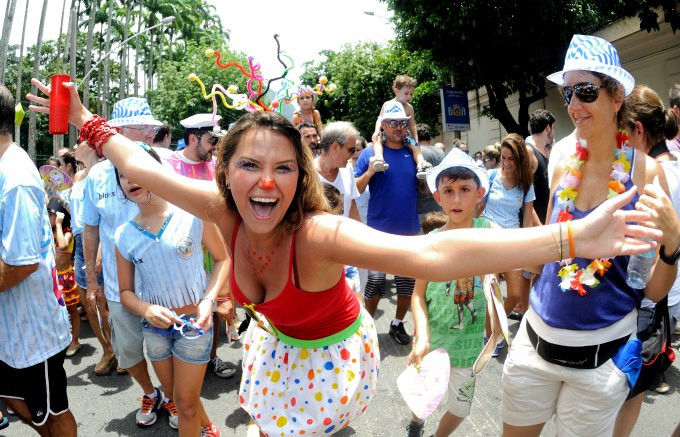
[{"xmin": 259, "ymin": 178, "xmax": 275, "ymax": 190}]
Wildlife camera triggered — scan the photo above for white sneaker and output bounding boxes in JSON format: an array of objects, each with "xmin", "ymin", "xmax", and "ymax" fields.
[
  {"xmin": 163, "ymin": 399, "xmax": 179, "ymax": 429},
  {"xmin": 136, "ymin": 387, "xmax": 163, "ymax": 427}
]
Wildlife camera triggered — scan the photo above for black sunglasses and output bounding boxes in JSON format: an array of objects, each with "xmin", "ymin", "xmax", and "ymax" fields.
[
  {"xmin": 200, "ymin": 134, "xmax": 219, "ymax": 146},
  {"xmin": 386, "ymin": 120, "xmax": 408, "ymax": 128},
  {"xmin": 561, "ymin": 82, "xmax": 605, "ymax": 105}
]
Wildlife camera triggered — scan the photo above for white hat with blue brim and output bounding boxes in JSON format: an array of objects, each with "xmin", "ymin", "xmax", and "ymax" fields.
[
  {"xmin": 425, "ymin": 148, "xmax": 490, "ymax": 195},
  {"xmin": 109, "ymin": 97, "xmax": 163, "ymax": 127},
  {"xmin": 378, "ymin": 101, "xmax": 411, "ymax": 122},
  {"xmin": 180, "ymin": 113, "xmax": 225, "ymax": 137},
  {"xmin": 547, "ymin": 34, "xmax": 635, "ymax": 96}
]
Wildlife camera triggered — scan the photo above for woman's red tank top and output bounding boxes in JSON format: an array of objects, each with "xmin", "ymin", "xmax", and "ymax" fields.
[{"xmin": 229, "ymin": 220, "xmax": 360, "ymax": 340}]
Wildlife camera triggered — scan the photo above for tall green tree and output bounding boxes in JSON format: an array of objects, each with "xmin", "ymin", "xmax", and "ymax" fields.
[
  {"xmin": 301, "ymin": 42, "xmax": 442, "ymax": 139},
  {"xmin": 14, "ymin": 0, "xmax": 30, "ymax": 146},
  {"xmin": 384, "ymin": 0, "xmax": 673, "ymax": 136},
  {"xmin": 27, "ymin": 0, "xmax": 49, "ymax": 162},
  {"xmin": 0, "ymin": 0, "xmax": 18, "ymax": 83}
]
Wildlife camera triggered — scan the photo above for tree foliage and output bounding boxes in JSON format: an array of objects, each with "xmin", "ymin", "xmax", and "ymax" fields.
[
  {"xmin": 384, "ymin": 0, "xmax": 674, "ymax": 136},
  {"xmin": 0, "ymin": 0, "xmax": 231, "ymax": 161},
  {"xmin": 300, "ymin": 42, "xmax": 443, "ymax": 139},
  {"xmin": 147, "ymin": 40, "xmax": 249, "ymax": 139}
]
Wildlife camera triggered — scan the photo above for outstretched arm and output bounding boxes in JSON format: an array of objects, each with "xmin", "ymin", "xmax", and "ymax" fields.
[
  {"xmin": 305, "ymin": 187, "xmax": 660, "ymax": 283},
  {"xmin": 27, "ymin": 79, "xmax": 232, "ymax": 225}
]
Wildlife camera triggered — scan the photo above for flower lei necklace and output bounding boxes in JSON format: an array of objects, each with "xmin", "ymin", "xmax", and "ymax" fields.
[{"xmin": 555, "ymin": 130, "xmax": 634, "ymax": 296}]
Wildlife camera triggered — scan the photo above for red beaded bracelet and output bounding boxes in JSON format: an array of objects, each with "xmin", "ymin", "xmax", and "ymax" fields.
[{"xmin": 78, "ymin": 114, "xmax": 120, "ymax": 157}]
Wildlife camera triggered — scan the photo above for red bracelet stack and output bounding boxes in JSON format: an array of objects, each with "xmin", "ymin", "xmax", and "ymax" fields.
[{"xmin": 78, "ymin": 114, "xmax": 120, "ymax": 157}]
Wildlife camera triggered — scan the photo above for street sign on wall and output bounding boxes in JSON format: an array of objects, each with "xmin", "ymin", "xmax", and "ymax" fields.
[{"xmin": 440, "ymin": 87, "xmax": 470, "ymax": 132}]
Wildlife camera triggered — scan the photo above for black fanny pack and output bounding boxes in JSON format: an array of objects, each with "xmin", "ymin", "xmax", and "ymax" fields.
[{"xmin": 526, "ymin": 320, "xmax": 629, "ymax": 369}]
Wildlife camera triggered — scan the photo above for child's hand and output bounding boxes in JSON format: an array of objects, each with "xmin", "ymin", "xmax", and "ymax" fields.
[
  {"xmin": 406, "ymin": 337, "xmax": 430, "ymax": 368},
  {"xmin": 55, "ymin": 211, "xmax": 65, "ymax": 225},
  {"xmin": 144, "ymin": 305, "xmax": 179, "ymax": 329},
  {"xmin": 216, "ymin": 298, "xmax": 235, "ymax": 324},
  {"xmin": 195, "ymin": 298, "xmax": 215, "ymax": 331}
]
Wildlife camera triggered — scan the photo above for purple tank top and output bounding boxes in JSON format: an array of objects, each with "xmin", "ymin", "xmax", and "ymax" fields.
[{"xmin": 530, "ymin": 149, "xmax": 643, "ymax": 330}]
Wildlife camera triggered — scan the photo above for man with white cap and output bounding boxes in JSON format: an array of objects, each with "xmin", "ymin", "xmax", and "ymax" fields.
[
  {"xmin": 166, "ymin": 113, "xmax": 222, "ymax": 179},
  {"xmin": 167, "ymin": 113, "xmax": 236, "ymax": 380},
  {"xmin": 354, "ymin": 102, "xmax": 420, "ymax": 346},
  {"xmin": 80, "ymin": 97, "xmax": 174, "ymax": 428}
]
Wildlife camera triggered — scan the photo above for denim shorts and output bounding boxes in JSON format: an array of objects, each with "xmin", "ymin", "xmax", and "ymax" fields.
[
  {"xmin": 141, "ymin": 315, "xmax": 213, "ymax": 365},
  {"xmin": 73, "ymin": 234, "xmax": 104, "ymax": 289}
]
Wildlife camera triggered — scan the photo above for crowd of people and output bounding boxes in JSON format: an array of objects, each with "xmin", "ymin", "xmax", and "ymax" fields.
[{"xmin": 1, "ymin": 32, "xmax": 680, "ymax": 437}]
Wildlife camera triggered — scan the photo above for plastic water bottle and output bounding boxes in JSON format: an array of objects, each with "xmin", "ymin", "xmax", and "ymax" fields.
[{"xmin": 626, "ymin": 244, "xmax": 656, "ymax": 289}]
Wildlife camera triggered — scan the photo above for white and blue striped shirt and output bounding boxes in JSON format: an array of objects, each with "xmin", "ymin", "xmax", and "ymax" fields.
[
  {"xmin": 483, "ymin": 173, "xmax": 536, "ymax": 229},
  {"xmin": 69, "ymin": 179, "xmax": 86, "ymax": 236},
  {"xmin": 115, "ymin": 206, "xmax": 206, "ymax": 309},
  {"xmin": 80, "ymin": 160, "xmax": 138, "ymax": 303},
  {"xmin": 0, "ymin": 144, "xmax": 71, "ymax": 368}
]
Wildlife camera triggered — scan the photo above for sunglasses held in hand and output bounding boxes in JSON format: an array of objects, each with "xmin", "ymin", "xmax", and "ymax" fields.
[{"xmin": 143, "ymin": 312, "xmax": 205, "ymax": 339}]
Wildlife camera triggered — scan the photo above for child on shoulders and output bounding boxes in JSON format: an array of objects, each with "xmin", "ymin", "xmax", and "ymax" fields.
[
  {"xmin": 371, "ymin": 75, "xmax": 429, "ymax": 175},
  {"xmin": 292, "ymin": 89, "xmax": 323, "ymax": 135}
]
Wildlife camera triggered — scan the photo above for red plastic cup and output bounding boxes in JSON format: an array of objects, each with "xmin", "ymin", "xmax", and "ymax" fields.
[{"xmin": 49, "ymin": 74, "xmax": 71, "ymax": 135}]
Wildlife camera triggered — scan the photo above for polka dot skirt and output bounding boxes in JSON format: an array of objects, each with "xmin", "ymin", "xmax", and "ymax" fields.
[{"xmin": 239, "ymin": 308, "xmax": 380, "ymax": 436}]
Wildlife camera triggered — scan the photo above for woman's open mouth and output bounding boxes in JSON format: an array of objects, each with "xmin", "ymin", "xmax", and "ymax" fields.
[{"xmin": 249, "ymin": 197, "xmax": 279, "ymax": 219}]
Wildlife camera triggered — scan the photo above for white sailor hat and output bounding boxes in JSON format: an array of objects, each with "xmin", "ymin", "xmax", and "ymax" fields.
[{"xmin": 180, "ymin": 113, "xmax": 225, "ymax": 137}]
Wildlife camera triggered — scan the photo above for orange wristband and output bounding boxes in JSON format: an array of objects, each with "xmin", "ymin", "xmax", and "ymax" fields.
[{"xmin": 567, "ymin": 220, "xmax": 575, "ymax": 259}]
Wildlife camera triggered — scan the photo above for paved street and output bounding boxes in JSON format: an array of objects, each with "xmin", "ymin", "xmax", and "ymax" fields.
[{"xmin": 2, "ymin": 278, "xmax": 680, "ymax": 436}]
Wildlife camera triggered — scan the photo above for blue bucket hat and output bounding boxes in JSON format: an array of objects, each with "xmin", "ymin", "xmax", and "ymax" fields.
[
  {"xmin": 109, "ymin": 97, "xmax": 163, "ymax": 127},
  {"xmin": 547, "ymin": 34, "xmax": 635, "ymax": 96}
]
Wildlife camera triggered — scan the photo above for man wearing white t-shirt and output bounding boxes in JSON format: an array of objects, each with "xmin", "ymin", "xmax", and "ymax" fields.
[{"xmin": 314, "ymin": 121, "xmax": 361, "ymax": 221}]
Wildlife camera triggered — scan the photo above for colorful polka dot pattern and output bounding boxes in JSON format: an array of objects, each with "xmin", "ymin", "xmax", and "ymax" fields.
[{"xmin": 239, "ymin": 308, "xmax": 379, "ymax": 436}]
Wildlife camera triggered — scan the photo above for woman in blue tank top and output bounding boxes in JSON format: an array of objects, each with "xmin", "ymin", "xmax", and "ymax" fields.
[{"xmin": 501, "ymin": 35, "xmax": 680, "ymax": 437}]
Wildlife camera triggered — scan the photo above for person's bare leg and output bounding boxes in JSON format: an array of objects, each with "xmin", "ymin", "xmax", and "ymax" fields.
[
  {"xmin": 364, "ymin": 295, "xmax": 380, "ymax": 318},
  {"xmin": 80, "ymin": 286, "xmax": 113, "ymax": 356},
  {"xmin": 173, "ymin": 357, "xmax": 209, "ymax": 435},
  {"xmin": 46, "ymin": 410, "xmax": 77, "ymax": 437},
  {"xmin": 1, "ymin": 398, "xmax": 49, "ymax": 436},
  {"xmin": 503, "ymin": 271, "xmax": 524, "ymax": 315},
  {"xmin": 210, "ymin": 312, "xmax": 220, "ymax": 358},
  {"xmin": 435, "ymin": 412, "xmax": 465, "ymax": 436},
  {"xmin": 148, "ymin": 358, "xmax": 173, "ymax": 405},
  {"xmin": 66, "ymin": 305, "xmax": 81, "ymax": 349},
  {"xmin": 396, "ymin": 295, "xmax": 410, "ymax": 321},
  {"xmin": 672, "ymin": 421, "xmax": 680, "ymax": 437},
  {"xmin": 503, "ymin": 422, "xmax": 545, "ymax": 437},
  {"xmin": 613, "ymin": 393, "xmax": 643, "ymax": 437},
  {"xmin": 126, "ymin": 359, "xmax": 155, "ymax": 394}
]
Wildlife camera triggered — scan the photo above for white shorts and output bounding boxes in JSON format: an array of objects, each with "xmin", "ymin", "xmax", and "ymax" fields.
[
  {"xmin": 446, "ymin": 367, "xmax": 476, "ymax": 418},
  {"xmin": 501, "ymin": 321, "xmax": 629, "ymax": 436}
]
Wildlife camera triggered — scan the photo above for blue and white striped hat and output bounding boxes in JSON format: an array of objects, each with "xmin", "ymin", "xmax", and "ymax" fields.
[
  {"xmin": 547, "ymin": 34, "xmax": 635, "ymax": 96},
  {"xmin": 109, "ymin": 97, "xmax": 163, "ymax": 127}
]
